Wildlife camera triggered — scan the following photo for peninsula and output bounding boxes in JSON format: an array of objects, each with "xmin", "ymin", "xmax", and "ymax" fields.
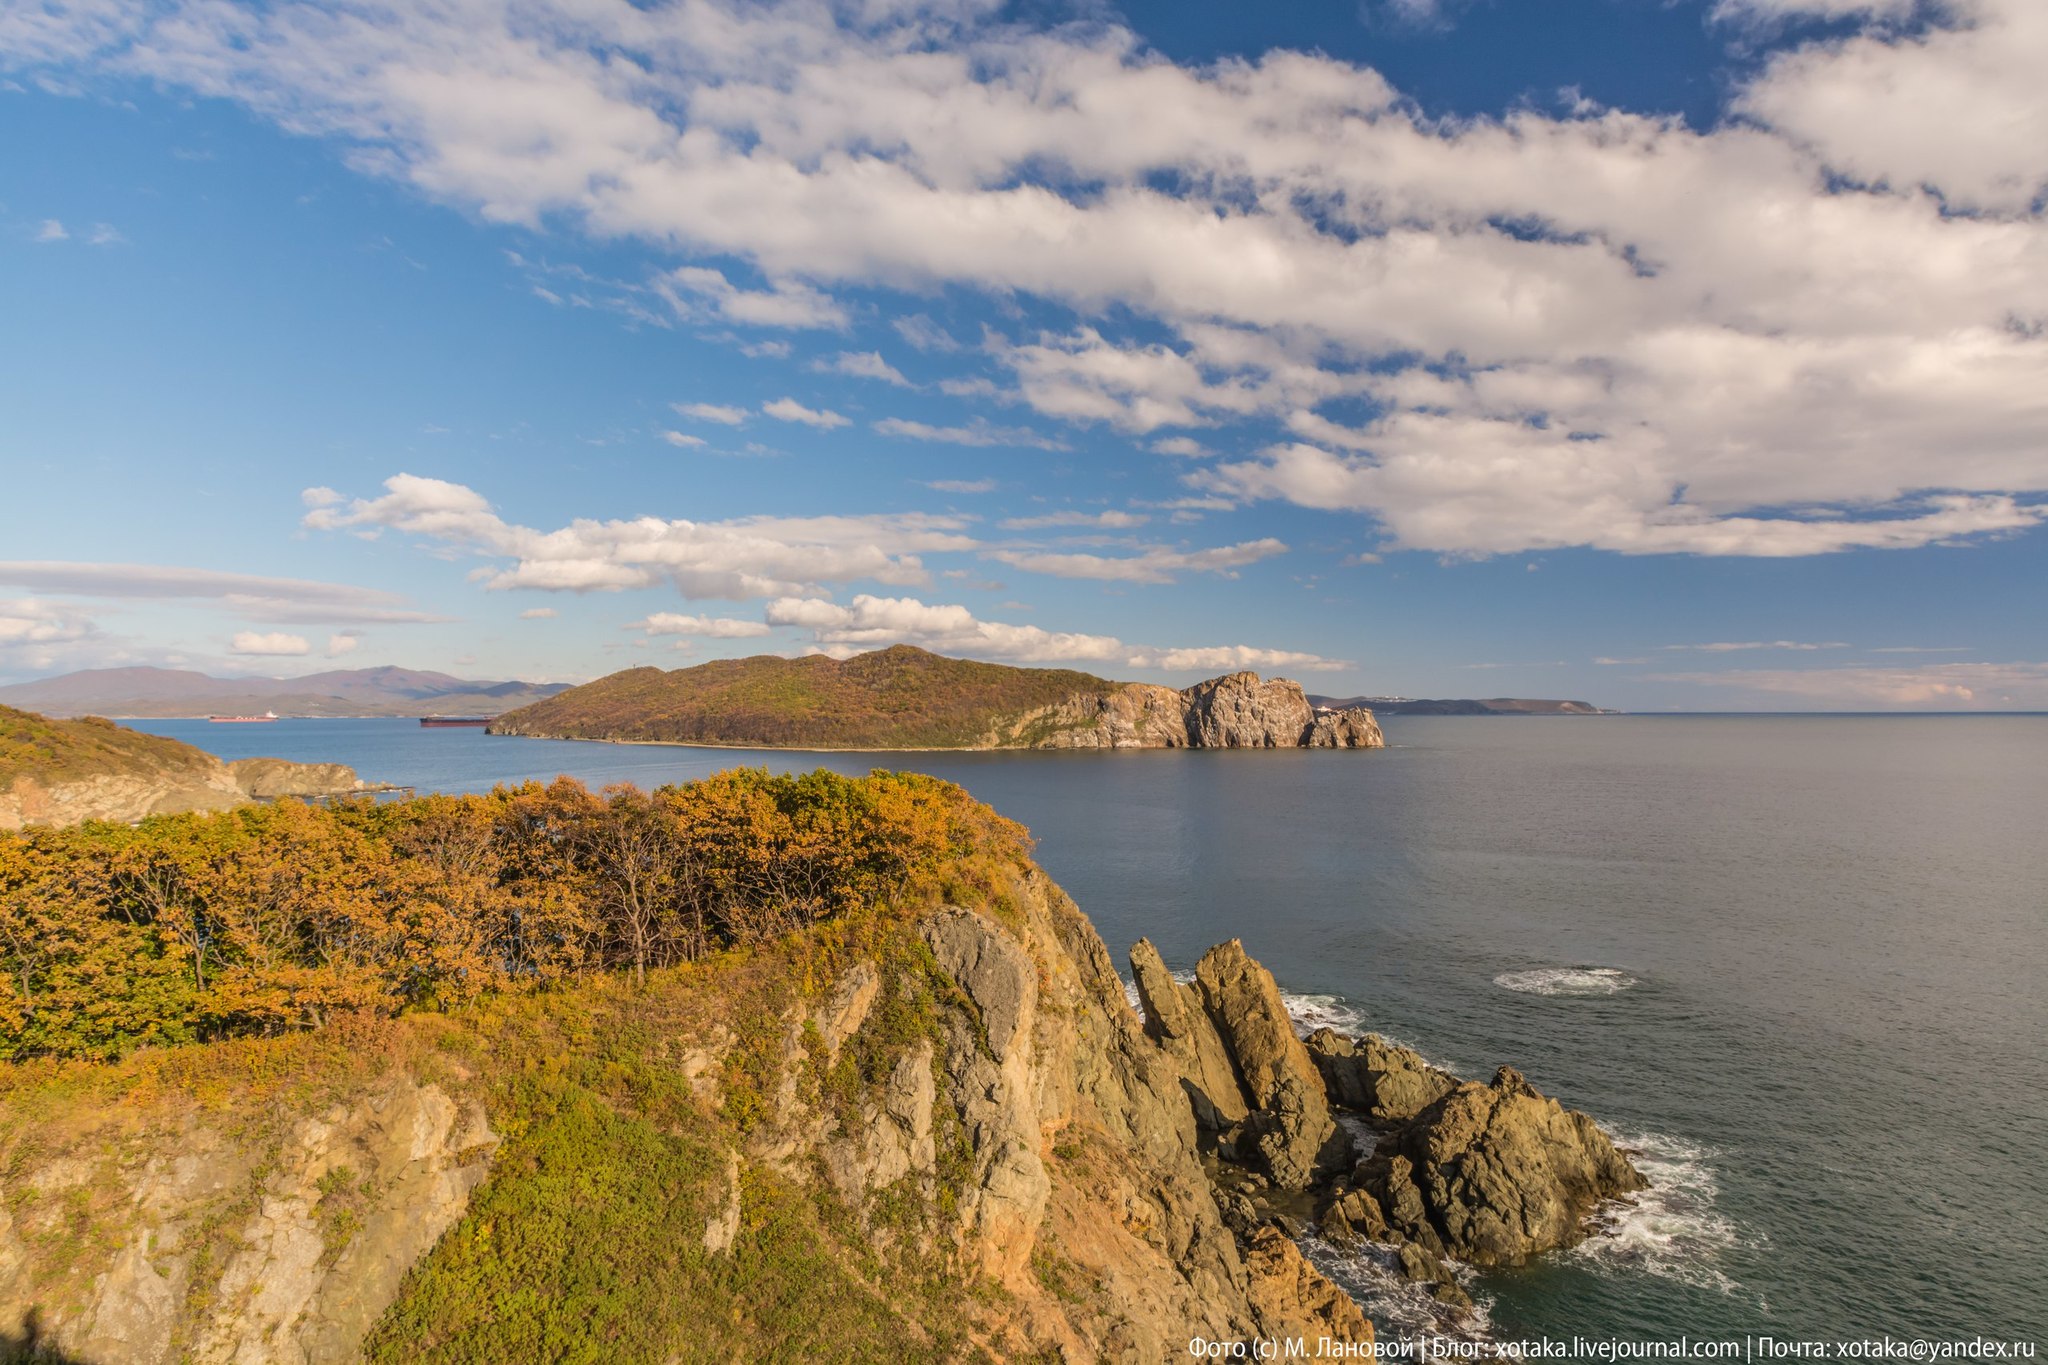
[
  {"xmin": 0, "ymin": 704, "xmax": 379, "ymax": 830},
  {"xmin": 487, "ymin": 644, "xmax": 1385, "ymax": 750}
]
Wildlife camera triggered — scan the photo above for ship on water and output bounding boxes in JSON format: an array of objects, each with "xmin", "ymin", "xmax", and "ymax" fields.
[
  {"xmin": 419, "ymin": 716, "xmax": 491, "ymax": 728},
  {"xmin": 208, "ymin": 711, "xmax": 279, "ymax": 723}
]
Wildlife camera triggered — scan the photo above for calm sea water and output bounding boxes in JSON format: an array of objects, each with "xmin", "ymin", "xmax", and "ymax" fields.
[{"xmin": 129, "ymin": 716, "xmax": 2048, "ymax": 1346}]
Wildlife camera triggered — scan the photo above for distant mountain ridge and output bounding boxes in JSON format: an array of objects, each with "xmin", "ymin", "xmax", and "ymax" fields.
[
  {"xmin": 1309, "ymin": 695, "xmax": 1608, "ymax": 716},
  {"xmin": 490, "ymin": 645, "xmax": 1385, "ymax": 750},
  {"xmin": 0, "ymin": 666, "xmax": 571, "ymax": 718}
]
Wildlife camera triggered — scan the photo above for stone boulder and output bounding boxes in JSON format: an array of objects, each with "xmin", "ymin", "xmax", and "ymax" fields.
[
  {"xmin": 1307, "ymin": 709, "xmax": 1386, "ymax": 749},
  {"xmin": 1243, "ymin": 1226, "xmax": 1374, "ymax": 1350},
  {"xmin": 1129, "ymin": 939, "xmax": 1250, "ymax": 1130},
  {"xmin": 1360, "ymin": 1066, "xmax": 1646, "ymax": 1267},
  {"xmin": 1305, "ymin": 1029, "xmax": 1458, "ymax": 1126},
  {"xmin": 1191, "ymin": 941, "xmax": 1349, "ymax": 1188}
]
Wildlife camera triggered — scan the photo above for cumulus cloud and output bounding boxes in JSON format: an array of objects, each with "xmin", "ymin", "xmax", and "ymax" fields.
[
  {"xmin": 763, "ymin": 593, "xmax": 1345, "ymax": 671},
  {"xmin": 34, "ymin": 219, "xmax": 66, "ymax": 242},
  {"xmin": 673, "ymin": 402, "xmax": 748, "ymax": 426},
  {"xmin": 231, "ymin": 631, "xmax": 311, "ymax": 656},
  {"xmin": 304, "ymin": 473, "xmax": 977, "ymax": 599},
  {"xmin": 657, "ymin": 267, "xmax": 846, "ymax": 329},
  {"xmin": 761, "ymin": 397, "xmax": 850, "ymax": 428},
  {"xmin": 660, "ymin": 430, "xmax": 707, "ymax": 448},
  {"xmin": 815, "ymin": 351, "xmax": 911, "ymax": 385},
  {"xmin": 14, "ymin": 0, "xmax": 2048, "ymax": 559},
  {"xmin": 628, "ymin": 612, "xmax": 772, "ymax": 638},
  {"xmin": 325, "ymin": 633, "xmax": 361, "ymax": 657},
  {"xmin": 0, "ymin": 598, "xmax": 94, "ymax": 648}
]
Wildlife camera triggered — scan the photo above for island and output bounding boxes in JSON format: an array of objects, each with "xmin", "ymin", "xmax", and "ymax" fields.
[{"xmin": 487, "ymin": 643, "xmax": 1386, "ymax": 750}]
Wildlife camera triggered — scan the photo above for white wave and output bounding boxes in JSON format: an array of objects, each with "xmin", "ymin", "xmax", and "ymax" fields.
[
  {"xmin": 1301, "ymin": 1235, "xmax": 1495, "ymax": 1342},
  {"xmin": 1576, "ymin": 1131, "xmax": 1745, "ymax": 1295},
  {"xmin": 1281, "ymin": 991, "xmax": 1368, "ymax": 1037},
  {"xmin": 1492, "ymin": 965, "xmax": 1638, "ymax": 997}
]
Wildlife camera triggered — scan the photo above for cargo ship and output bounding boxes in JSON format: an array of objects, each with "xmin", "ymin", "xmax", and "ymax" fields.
[
  {"xmin": 209, "ymin": 711, "xmax": 279, "ymax": 723},
  {"xmin": 419, "ymin": 716, "xmax": 491, "ymax": 728}
]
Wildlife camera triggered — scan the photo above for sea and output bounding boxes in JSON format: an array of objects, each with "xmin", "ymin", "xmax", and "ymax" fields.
[{"xmin": 127, "ymin": 714, "xmax": 2048, "ymax": 1349}]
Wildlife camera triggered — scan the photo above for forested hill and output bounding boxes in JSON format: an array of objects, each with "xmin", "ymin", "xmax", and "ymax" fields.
[
  {"xmin": 0, "ymin": 704, "xmax": 218, "ymax": 787},
  {"xmin": 488, "ymin": 645, "xmax": 1126, "ymax": 748}
]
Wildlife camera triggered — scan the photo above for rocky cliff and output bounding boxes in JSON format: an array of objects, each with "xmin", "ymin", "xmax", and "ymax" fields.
[
  {"xmin": 1, "ymin": 867, "xmax": 1638, "ymax": 1360},
  {"xmin": 0, "ymin": 706, "xmax": 375, "ymax": 832},
  {"xmin": 986, "ymin": 671, "xmax": 1385, "ymax": 750}
]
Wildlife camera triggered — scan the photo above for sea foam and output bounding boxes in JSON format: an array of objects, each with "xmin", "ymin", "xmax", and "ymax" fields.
[
  {"xmin": 1492, "ymin": 965, "xmax": 1638, "ymax": 997},
  {"xmin": 1577, "ymin": 1131, "xmax": 1744, "ymax": 1294}
]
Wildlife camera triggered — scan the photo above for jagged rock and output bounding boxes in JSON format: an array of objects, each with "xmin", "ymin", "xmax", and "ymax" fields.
[
  {"xmin": 1306, "ymin": 1028, "xmax": 1459, "ymax": 1126},
  {"xmin": 1319, "ymin": 1185, "xmax": 1393, "ymax": 1247},
  {"xmin": 1182, "ymin": 673, "xmax": 1317, "ymax": 748},
  {"xmin": 1129, "ymin": 939, "xmax": 1250, "ymax": 1130},
  {"xmin": 227, "ymin": 757, "xmax": 364, "ymax": 800},
  {"xmin": 1192, "ymin": 941, "xmax": 1349, "ymax": 1189},
  {"xmin": 1361, "ymin": 1066, "xmax": 1647, "ymax": 1267},
  {"xmin": 823, "ymin": 1040, "xmax": 938, "ymax": 1200},
  {"xmin": 923, "ymin": 908, "xmax": 1033, "ymax": 1061},
  {"xmin": 813, "ymin": 960, "xmax": 880, "ymax": 1061},
  {"xmin": 1307, "ymin": 709, "xmax": 1386, "ymax": 748},
  {"xmin": 1243, "ymin": 1226, "xmax": 1374, "ymax": 1350}
]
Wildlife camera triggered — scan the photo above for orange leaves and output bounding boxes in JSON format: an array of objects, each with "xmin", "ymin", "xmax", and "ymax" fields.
[{"xmin": 1, "ymin": 768, "xmax": 1027, "ymax": 1061}]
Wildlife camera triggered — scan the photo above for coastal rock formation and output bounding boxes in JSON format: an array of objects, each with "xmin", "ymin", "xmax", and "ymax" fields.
[
  {"xmin": 0, "ymin": 705, "xmax": 376, "ymax": 831},
  {"xmin": 1130, "ymin": 938, "xmax": 1249, "ymax": 1130},
  {"xmin": 1306, "ymin": 1028, "xmax": 1460, "ymax": 1125},
  {"xmin": 1010, "ymin": 672, "xmax": 1385, "ymax": 751},
  {"xmin": 0, "ymin": 1076, "xmax": 496, "ymax": 1365},
  {"xmin": 1356, "ymin": 1066, "xmax": 1648, "ymax": 1267}
]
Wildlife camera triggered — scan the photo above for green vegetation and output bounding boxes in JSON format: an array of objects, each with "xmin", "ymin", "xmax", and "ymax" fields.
[
  {"xmin": 0, "ymin": 766, "xmax": 1042, "ymax": 1361},
  {"xmin": 0, "ymin": 704, "xmax": 215, "ymax": 788},
  {"xmin": 0, "ymin": 766, "xmax": 1029, "ymax": 1062},
  {"xmin": 489, "ymin": 644, "xmax": 1123, "ymax": 749}
]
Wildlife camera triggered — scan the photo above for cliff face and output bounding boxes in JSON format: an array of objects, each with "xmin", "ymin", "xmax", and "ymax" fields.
[
  {"xmin": 990, "ymin": 672, "xmax": 1386, "ymax": 750},
  {"xmin": 0, "ymin": 867, "xmax": 1371, "ymax": 1362},
  {"xmin": 0, "ymin": 753, "xmax": 371, "ymax": 831}
]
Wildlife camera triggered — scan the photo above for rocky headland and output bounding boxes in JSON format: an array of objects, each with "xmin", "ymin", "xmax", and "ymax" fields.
[
  {"xmin": 488, "ymin": 644, "xmax": 1386, "ymax": 751},
  {"xmin": 3, "ymin": 879, "xmax": 1643, "ymax": 1360},
  {"xmin": 0, "ymin": 705, "xmax": 379, "ymax": 831}
]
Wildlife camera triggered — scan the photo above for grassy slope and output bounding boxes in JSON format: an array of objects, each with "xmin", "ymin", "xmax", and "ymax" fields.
[
  {"xmin": 492, "ymin": 644, "xmax": 1125, "ymax": 749},
  {"xmin": 0, "ymin": 903, "xmax": 1016, "ymax": 1364},
  {"xmin": 0, "ymin": 705, "xmax": 216, "ymax": 788}
]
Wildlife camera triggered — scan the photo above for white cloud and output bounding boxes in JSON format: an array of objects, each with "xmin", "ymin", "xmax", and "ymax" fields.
[
  {"xmin": 761, "ymin": 397, "xmax": 850, "ymax": 429},
  {"xmin": 325, "ymin": 633, "xmax": 361, "ymax": 657},
  {"xmin": 998, "ymin": 510, "xmax": 1148, "ymax": 530},
  {"xmin": 894, "ymin": 315, "xmax": 959, "ymax": 352},
  {"xmin": 923, "ymin": 478, "xmax": 997, "ymax": 493},
  {"xmin": 987, "ymin": 537, "xmax": 1288, "ymax": 584},
  {"xmin": 0, "ymin": 559, "xmax": 447, "ymax": 624},
  {"xmin": 231, "ymin": 631, "xmax": 311, "ymax": 657},
  {"xmin": 17, "ymin": 0, "xmax": 2048, "ymax": 560},
  {"xmin": 1151, "ymin": 436, "xmax": 1211, "ymax": 458},
  {"xmin": 660, "ymin": 430, "xmax": 707, "ymax": 448},
  {"xmin": 519, "ymin": 607, "xmax": 558, "ymax": 619},
  {"xmin": 34, "ymin": 219, "xmax": 66, "ymax": 242},
  {"xmin": 763, "ymin": 593, "xmax": 1345, "ymax": 672},
  {"xmin": 657, "ymin": 267, "xmax": 846, "ymax": 330},
  {"xmin": 87, "ymin": 222, "xmax": 123, "ymax": 245},
  {"xmin": 816, "ymin": 350, "xmax": 911, "ymax": 385},
  {"xmin": 0, "ymin": 598, "xmax": 93, "ymax": 648},
  {"xmin": 305, "ymin": 473, "xmax": 977, "ymax": 599},
  {"xmin": 628, "ymin": 612, "xmax": 772, "ymax": 638},
  {"xmin": 874, "ymin": 417, "xmax": 1066, "ymax": 450},
  {"xmin": 673, "ymin": 402, "xmax": 748, "ymax": 426}
]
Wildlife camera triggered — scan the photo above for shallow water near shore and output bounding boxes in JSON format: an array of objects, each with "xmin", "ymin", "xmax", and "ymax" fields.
[{"xmin": 127, "ymin": 714, "xmax": 2048, "ymax": 1346}]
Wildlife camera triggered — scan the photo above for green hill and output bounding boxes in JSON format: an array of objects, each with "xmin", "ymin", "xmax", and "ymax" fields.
[
  {"xmin": 0, "ymin": 704, "xmax": 217, "ymax": 787},
  {"xmin": 489, "ymin": 644, "xmax": 1125, "ymax": 749}
]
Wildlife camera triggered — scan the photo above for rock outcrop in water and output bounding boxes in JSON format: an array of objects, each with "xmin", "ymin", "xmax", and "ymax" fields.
[
  {"xmin": 998, "ymin": 671, "xmax": 1385, "ymax": 750},
  {"xmin": 1129, "ymin": 941, "xmax": 1649, "ymax": 1319}
]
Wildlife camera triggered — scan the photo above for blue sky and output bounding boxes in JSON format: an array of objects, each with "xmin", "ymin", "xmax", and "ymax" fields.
[{"xmin": 3, "ymin": 0, "xmax": 2044, "ymax": 710}]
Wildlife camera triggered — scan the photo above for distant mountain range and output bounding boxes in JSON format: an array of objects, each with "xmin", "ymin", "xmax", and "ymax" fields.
[
  {"xmin": 0, "ymin": 666, "xmax": 573, "ymax": 718},
  {"xmin": 1308, "ymin": 695, "xmax": 1609, "ymax": 716}
]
